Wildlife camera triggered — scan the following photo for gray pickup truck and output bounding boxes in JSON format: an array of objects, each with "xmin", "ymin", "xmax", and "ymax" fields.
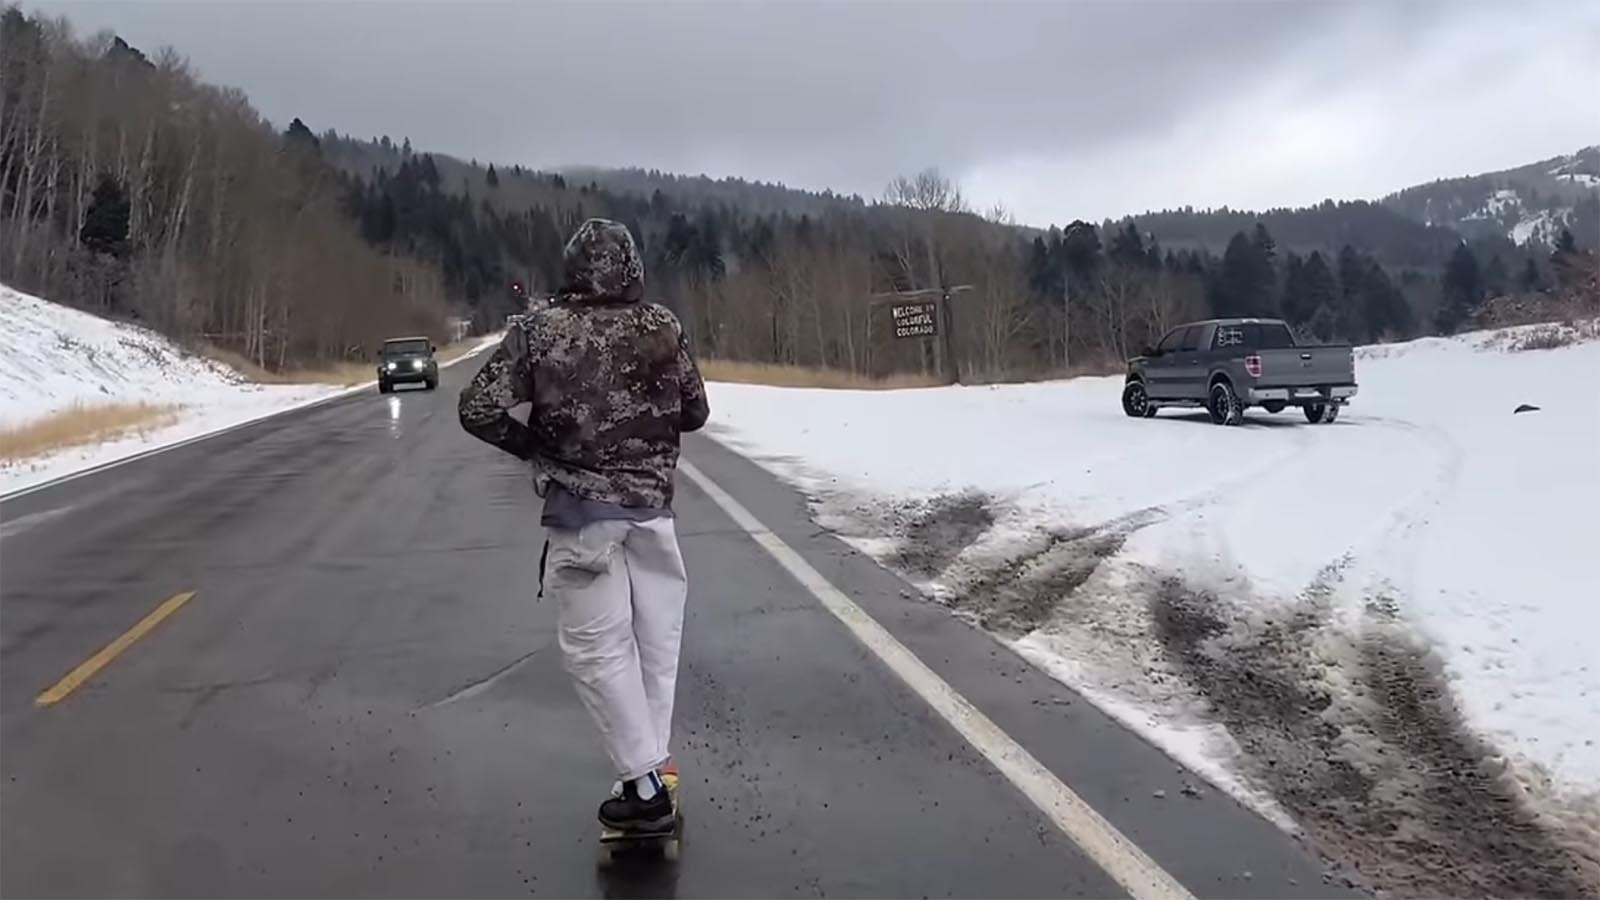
[{"xmin": 1121, "ymin": 317, "xmax": 1357, "ymax": 425}]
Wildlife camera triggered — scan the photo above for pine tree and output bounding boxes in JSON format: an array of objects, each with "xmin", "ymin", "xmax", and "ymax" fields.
[
  {"xmin": 283, "ymin": 117, "xmax": 319, "ymax": 151},
  {"xmin": 1252, "ymin": 223, "xmax": 1276, "ymax": 263},
  {"xmin": 1309, "ymin": 303, "xmax": 1338, "ymax": 343},
  {"xmin": 1108, "ymin": 223, "xmax": 1145, "ymax": 268},
  {"xmin": 1554, "ymin": 228, "xmax": 1578, "ymax": 257},
  {"xmin": 1252, "ymin": 223, "xmax": 1279, "ymax": 313},
  {"xmin": 1436, "ymin": 242, "xmax": 1485, "ymax": 333},
  {"xmin": 1519, "ymin": 257, "xmax": 1542, "ymax": 292},
  {"xmin": 1334, "ymin": 245, "xmax": 1367, "ymax": 339},
  {"xmin": 419, "ymin": 154, "xmax": 440, "ymax": 190},
  {"xmin": 1061, "ymin": 221, "xmax": 1101, "ymax": 285},
  {"xmin": 1213, "ymin": 230, "xmax": 1275, "ymax": 317},
  {"xmin": 1026, "ymin": 236, "xmax": 1056, "ymax": 298},
  {"xmin": 1302, "ymin": 251, "xmax": 1338, "ymax": 339},
  {"xmin": 1281, "ymin": 252, "xmax": 1313, "ymax": 326},
  {"xmin": 1360, "ymin": 260, "xmax": 1413, "ymax": 341},
  {"xmin": 1551, "ymin": 228, "xmax": 1584, "ymax": 288},
  {"xmin": 486, "ymin": 164, "xmax": 499, "ymax": 188},
  {"xmin": 1483, "ymin": 254, "xmax": 1509, "ymax": 298},
  {"xmin": 80, "ymin": 174, "xmax": 131, "ymax": 258}
]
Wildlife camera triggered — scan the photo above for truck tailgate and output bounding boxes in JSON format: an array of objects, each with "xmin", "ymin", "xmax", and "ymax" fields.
[{"xmin": 1255, "ymin": 347, "xmax": 1354, "ymax": 387}]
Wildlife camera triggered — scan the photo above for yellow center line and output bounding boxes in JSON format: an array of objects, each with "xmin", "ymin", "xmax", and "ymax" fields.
[{"xmin": 34, "ymin": 590, "xmax": 196, "ymax": 708}]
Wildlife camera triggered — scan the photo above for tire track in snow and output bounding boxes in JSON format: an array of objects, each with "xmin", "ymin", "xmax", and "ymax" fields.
[
  {"xmin": 799, "ymin": 415, "xmax": 1600, "ymax": 899},
  {"xmin": 1327, "ymin": 415, "xmax": 1464, "ymax": 613},
  {"xmin": 1150, "ymin": 574, "xmax": 1600, "ymax": 899}
]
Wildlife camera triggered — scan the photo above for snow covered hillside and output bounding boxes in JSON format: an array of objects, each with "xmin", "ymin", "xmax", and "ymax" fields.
[
  {"xmin": 4, "ymin": 285, "xmax": 380, "ymax": 494},
  {"xmin": 1384, "ymin": 145, "xmax": 1600, "ymax": 249},
  {"xmin": 704, "ymin": 325, "xmax": 1600, "ymax": 893}
]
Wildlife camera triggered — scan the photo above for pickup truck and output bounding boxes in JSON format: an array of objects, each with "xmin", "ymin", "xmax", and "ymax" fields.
[{"xmin": 1121, "ymin": 318, "xmax": 1357, "ymax": 425}]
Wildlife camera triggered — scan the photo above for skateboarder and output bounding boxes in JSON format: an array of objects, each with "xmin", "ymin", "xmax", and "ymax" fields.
[{"xmin": 459, "ymin": 218, "xmax": 709, "ymax": 832}]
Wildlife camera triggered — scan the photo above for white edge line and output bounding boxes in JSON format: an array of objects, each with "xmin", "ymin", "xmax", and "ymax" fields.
[
  {"xmin": 0, "ymin": 338, "xmax": 500, "ymax": 504},
  {"xmin": 677, "ymin": 457, "xmax": 1196, "ymax": 900}
]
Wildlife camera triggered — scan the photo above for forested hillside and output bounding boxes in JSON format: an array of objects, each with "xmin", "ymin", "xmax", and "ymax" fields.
[
  {"xmin": 0, "ymin": 7, "xmax": 449, "ymax": 370},
  {"xmin": 1383, "ymin": 147, "xmax": 1600, "ymax": 249},
  {"xmin": 1118, "ymin": 200, "xmax": 1482, "ymax": 271},
  {"xmin": 324, "ymin": 128, "xmax": 1593, "ymax": 377},
  {"xmin": 4, "ymin": 5, "xmax": 1593, "ymax": 382}
]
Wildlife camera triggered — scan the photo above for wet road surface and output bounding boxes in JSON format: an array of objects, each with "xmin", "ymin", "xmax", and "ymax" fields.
[{"xmin": 0, "ymin": 356, "xmax": 1355, "ymax": 898}]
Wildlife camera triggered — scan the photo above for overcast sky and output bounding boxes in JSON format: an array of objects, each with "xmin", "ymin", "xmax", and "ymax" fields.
[{"xmin": 28, "ymin": 0, "xmax": 1600, "ymax": 226}]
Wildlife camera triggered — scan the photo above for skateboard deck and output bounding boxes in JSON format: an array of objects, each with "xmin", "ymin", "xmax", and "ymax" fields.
[{"xmin": 597, "ymin": 773, "xmax": 682, "ymax": 864}]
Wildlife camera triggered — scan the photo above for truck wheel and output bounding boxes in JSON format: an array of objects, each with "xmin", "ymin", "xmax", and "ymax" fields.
[
  {"xmin": 1262, "ymin": 401, "xmax": 1286, "ymax": 414},
  {"xmin": 1122, "ymin": 381, "xmax": 1156, "ymax": 418},
  {"xmin": 425, "ymin": 377, "xmax": 438, "ymax": 391},
  {"xmin": 1208, "ymin": 382, "xmax": 1244, "ymax": 426},
  {"xmin": 1304, "ymin": 403, "xmax": 1339, "ymax": 423},
  {"xmin": 378, "ymin": 380, "xmax": 392, "ymax": 395}
]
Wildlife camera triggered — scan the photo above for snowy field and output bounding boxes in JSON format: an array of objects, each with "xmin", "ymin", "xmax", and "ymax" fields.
[
  {"xmin": 0, "ymin": 285, "xmax": 495, "ymax": 496},
  {"xmin": 704, "ymin": 323, "xmax": 1600, "ymax": 891}
]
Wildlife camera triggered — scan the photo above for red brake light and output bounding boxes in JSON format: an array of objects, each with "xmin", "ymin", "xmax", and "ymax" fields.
[{"xmin": 1245, "ymin": 354, "xmax": 1262, "ymax": 377}]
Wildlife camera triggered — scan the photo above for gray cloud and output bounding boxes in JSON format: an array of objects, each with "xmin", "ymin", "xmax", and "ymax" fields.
[{"xmin": 27, "ymin": 0, "xmax": 1598, "ymax": 224}]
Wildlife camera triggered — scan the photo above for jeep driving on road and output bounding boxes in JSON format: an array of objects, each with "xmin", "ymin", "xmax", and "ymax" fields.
[
  {"xmin": 1122, "ymin": 318, "xmax": 1357, "ymax": 425},
  {"xmin": 376, "ymin": 336, "xmax": 439, "ymax": 393}
]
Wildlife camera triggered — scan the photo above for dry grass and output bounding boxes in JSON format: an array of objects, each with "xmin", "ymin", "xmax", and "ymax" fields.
[
  {"xmin": 1497, "ymin": 318, "xmax": 1600, "ymax": 352},
  {"xmin": 200, "ymin": 347, "xmax": 370, "ymax": 386},
  {"xmin": 699, "ymin": 359, "xmax": 943, "ymax": 390},
  {"xmin": 438, "ymin": 338, "xmax": 493, "ymax": 364},
  {"xmin": 1, "ymin": 402, "xmax": 180, "ymax": 463},
  {"xmin": 970, "ymin": 360, "xmax": 1125, "ymax": 384}
]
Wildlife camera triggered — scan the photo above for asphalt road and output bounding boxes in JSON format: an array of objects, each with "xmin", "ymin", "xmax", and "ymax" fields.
[{"xmin": 0, "ymin": 355, "xmax": 1356, "ymax": 898}]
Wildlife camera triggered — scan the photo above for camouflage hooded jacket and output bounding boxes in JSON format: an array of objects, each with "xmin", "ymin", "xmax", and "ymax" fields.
[{"xmin": 458, "ymin": 218, "xmax": 709, "ymax": 509}]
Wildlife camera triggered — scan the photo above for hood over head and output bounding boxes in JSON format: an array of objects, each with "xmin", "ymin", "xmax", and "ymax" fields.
[{"xmin": 558, "ymin": 218, "xmax": 644, "ymax": 304}]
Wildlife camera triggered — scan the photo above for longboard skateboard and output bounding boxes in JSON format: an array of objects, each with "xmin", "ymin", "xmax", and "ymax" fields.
[{"xmin": 597, "ymin": 772, "xmax": 682, "ymax": 865}]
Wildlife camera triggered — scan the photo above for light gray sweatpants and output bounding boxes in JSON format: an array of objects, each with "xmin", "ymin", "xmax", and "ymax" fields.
[{"xmin": 545, "ymin": 517, "xmax": 688, "ymax": 782}]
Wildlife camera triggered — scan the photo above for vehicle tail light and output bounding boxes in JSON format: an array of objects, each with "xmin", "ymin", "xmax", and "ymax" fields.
[{"xmin": 1245, "ymin": 354, "xmax": 1262, "ymax": 377}]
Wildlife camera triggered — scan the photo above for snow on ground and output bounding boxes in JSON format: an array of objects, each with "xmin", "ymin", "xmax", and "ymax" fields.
[
  {"xmin": 1, "ymin": 285, "xmax": 496, "ymax": 496},
  {"xmin": 1511, "ymin": 208, "xmax": 1565, "ymax": 246},
  {"xmin": 704, "ymin": 323, "xmax": 1600, "ymax": 893},
  {"xmin": 1481, "ymin": 187, "xmax": 1522, "ymax": 217}
]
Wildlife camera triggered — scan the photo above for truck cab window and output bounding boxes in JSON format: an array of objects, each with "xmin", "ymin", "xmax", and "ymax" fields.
[
  {"xmin": 1157, "ymin": 329, "xmax": 1185, "ymax": 353},
  {"xmin": 1258, "ymin": 323, "xmax": 1296, "ymax": 349},
  {"xmin": 1178, "ymin": 325, "xmax": 1204, "ymax": 351},
  {"xmin": 1213, "ymin": 325, "xmax": 1246, "ymax": 349}
]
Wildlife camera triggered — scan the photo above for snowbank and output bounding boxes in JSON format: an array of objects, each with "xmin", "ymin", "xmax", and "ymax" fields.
[
  {"xmin": 703, "ymin": 325, "xmax": 1600, "ymax": 817},
  {"xmin": 0, "ymin": 285, "xmax": 496, "ymax": 496}
]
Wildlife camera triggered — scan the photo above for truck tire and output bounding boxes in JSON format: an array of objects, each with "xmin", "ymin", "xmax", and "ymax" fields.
[
  {"xmin": 1122, "ymin": 381, "xmax": 1157, "ymax": 418},
  {"xmin": 1208, "ymin": 381, "xmax": 1244, "ymax": 426},
  {"xmin": 1262, "ymin": 401, "xmax": 1286, "ymax": 414},
  {"xmin": 378, "ymin": 379, "xmax": 392, "ymax": 395},
  {"xmin": 1304, "ymin": 402, "xmax": 1340, "ymax": 424}
]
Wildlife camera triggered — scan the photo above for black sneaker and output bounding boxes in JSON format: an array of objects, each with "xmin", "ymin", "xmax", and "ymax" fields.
[{"xmin": 599, "ymin": 778, "xmax": 675, "ymax": 832}]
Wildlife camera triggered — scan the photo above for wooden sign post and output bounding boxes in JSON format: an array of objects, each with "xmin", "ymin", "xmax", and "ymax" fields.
[{"xmin": 870, "ymin": 285, "xmax": 972, "ymax": 384}]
